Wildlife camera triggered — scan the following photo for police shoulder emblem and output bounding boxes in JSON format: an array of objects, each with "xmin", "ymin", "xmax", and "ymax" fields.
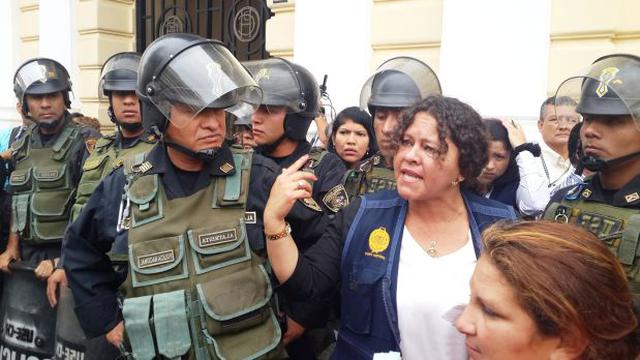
[
  {"xmin": 365, "ymin": 227, "xmax": 390, "ymax": 260},
  {"xmin": 322, "ymin": 184, "xmax": 350, "ymax": 213},
  {"xmin": 300, "ymin": 197, "xmax": 323, "ymax": 212}
]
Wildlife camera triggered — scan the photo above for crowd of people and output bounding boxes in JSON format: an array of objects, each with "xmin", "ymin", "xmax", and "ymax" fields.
[{"xmin": 0, "ymin": 32, "xmax": 637, "ymax": 360}]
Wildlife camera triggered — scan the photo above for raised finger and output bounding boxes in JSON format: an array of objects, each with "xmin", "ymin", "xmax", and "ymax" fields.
[{"xmin": 281, "ymin": 155, "xmax": 310, "ymax": 175}]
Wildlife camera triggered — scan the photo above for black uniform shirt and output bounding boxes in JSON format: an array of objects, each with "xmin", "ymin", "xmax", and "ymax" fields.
[{"xmin": 63, "ymin": 143, "xmax": 281, "ymax": 337}]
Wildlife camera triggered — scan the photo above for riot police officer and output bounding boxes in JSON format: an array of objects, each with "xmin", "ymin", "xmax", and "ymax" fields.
[
  {"xmin": 244, "ymin": 58, "xmax": 348, "ymax": 357},
  {"xmin": 544, "ymin": 54, "xmax": 640, "ymax": 295},
  {"xmin": 0, "ymin": 57, "xmax": 96, "ymax": 358},
  {"xmin": 344, "ymin": 57, "xmax": 442, "ymax": 199},
  {"xmin": 63, "ymin": 33, "xmax": 286, "ymax": 359}
]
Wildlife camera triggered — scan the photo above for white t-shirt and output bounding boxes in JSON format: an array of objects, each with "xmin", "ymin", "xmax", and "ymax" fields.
[{"xmin": 396, "ymin": 226, "xmax": 476, "ymax": 360}]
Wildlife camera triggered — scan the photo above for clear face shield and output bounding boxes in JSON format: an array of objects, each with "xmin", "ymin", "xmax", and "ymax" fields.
[
  {"xmin": 98, "ymin": 53, "xmax": 141, "ymax": 99},
  {"xmin": 145, "ymin": 42, "xmax": 262, "ymax": 128},
  {"xmin": 555, "ymin": 56, "xmax": 640, "ymax": 129},
  {"xmin": 14, "ymin": 59, "xmax": 72, "ymax": 100},
  {"xmin": 244, "ymin": 58, "xmax": 308, "ymax": 114},
  {"xmin": 359, "ymin": 57, "xmax": 442, "ymax": 111}
]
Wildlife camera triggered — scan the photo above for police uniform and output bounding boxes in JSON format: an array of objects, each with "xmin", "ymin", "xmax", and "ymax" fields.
[
  {"xmin": 343, "ymin": 152, "xmax": 396, "ymax": 200},
  {"xmin": 544, "ymin": 53, "xmax": 640, "ymax": 298},
  {"xmin": 9, "ymin": 115, "xmax": 93, "ymax": 262},
  {"xmin": 70, "ymin": 131, "xmax": 157, "ymax": 220},
  {"xmin": 63, "ymin": 143, "xmax": 285, "ymax": 359},
  {"xmin": 545, "ymin": 176, "xmax": 640, "ymax": 294}
]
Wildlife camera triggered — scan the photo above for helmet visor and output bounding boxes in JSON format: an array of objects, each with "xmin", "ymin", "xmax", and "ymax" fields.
[
  {"xmin": 243, "ymin": 58, "xmax": 306, "ymax": 114},
  {"xmin": 15, "ymin": 59, "xmax": 68, "ymax": 97},
  {"xmin": 146, "ymin": 43, "xmax": 262, "ymax": 128},
  {"xmin": 360, "ymin": 57, "xmax": 442, "ymax": 112},
  {"xmin": 99, "ymin": 53, "xmax": 141, "ymax": 99},
  {"xmin": 556, "ymin": 56, "xmax": 640, "ymax": 128}
]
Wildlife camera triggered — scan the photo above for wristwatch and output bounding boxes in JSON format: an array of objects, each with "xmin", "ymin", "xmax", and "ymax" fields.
[{"xmin": 266, "ymin": 222, "xmax": 291, "ymax": 241}]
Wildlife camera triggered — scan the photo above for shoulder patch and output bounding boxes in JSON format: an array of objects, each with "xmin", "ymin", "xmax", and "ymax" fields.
[
  {"xmin": 322, "ymin": 184, "xmax": 350, "ymax": 212},
  {"xmin": 299, "ymin": 197, "xmax": 323, "ymax": 212},
  {"xmin": 564, "ymin": 183, "xmax": 586, "ymax": 201}
]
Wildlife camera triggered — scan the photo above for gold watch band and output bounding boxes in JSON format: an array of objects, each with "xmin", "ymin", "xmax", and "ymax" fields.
[{"xmin": 266, "ymin": 222, "xmax": 291, "ymax": 241}]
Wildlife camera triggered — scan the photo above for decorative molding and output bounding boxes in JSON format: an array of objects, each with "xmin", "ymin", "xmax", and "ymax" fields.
[
  {"xmin": 269, "ymin": 49, "xmax": 294, "ymax": 57},
  {"xmin": 551, "ymin": 31, "xmax": 640, "ymax": 42},
  {"xmin": 372, "ymin": 41, "xmax": 441, "ymax": 51},
  {"xmin": 271, "ymin": 4, "xmax": 294, "ymax": 14},
  {"xmin": 19, "ymin": 4, "xmax": 39, "ymax": 12},
  {"xmin": 79, "ymin": 65, "xmax": 103, "ymax": 70},
  {"xmin": 78, "ymin": 29, "xmax": 133, "ymax": 38},
  {"xmin": 105, "ymin": 0, "xmax": 134, "ymax": 5},
  {"xmin": 20, "ymin": 35, "xmax": 39, "ymax": 42}
]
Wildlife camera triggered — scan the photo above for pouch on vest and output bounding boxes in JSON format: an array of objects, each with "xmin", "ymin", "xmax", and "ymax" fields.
[
  {"xmin": 51, "ymin": 127, "xmax": 77, "ymax": 161},
  {"xmin": 620, "ymin": 214, "xmax": 640, "ymax": 266},
  {"xmin": 215, "ymin": 154, "xmax": 249, "ymax": 207},
  {"xmin": 196, "ymin": 264, "xmax": 281, "ymax": 359},
  {"xmin": 9, "ymin": 168, "xmax": 32, "ymax": 192},
  {"xmin": 123, "ymin": 295, "xmax": 156, "ymax": 360},
  {"xmin": 11, "ymin": 193, "xmax": 30, "ymax": 233},
  {"xmin": 80, "ymin": 153, "xmax": 110, "ymax": 183},
  {"xmin": 153, "ymin": 290, "xmax": 192, "ymax": 358},
  {"xmin": 33, "ymin": 164, "xmax": 69, "ymax": 189},
  {"xmin": 29, "ymin": 191, "xmax": 74, "ymax": 243},
  {"xmin": 187, "ymin": 218, "xmax": 251, "ymax": 274},
  {"xmin": 343, "ymin": 265, "xmax": 385, "ymax": 335},
  {"xmin": 128, "ymin": 174, "xmax": 162, "ymax": 226},
  {"xmin": 128, "ymin": 235, "xmax": 188, "ymax": 288}
]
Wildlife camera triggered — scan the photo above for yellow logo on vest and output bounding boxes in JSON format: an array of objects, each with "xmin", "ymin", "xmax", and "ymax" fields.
[
  {"xmin": 581, "ymin": 189, "xmax": 592, "ymax": 199},
  {"xmin": 365, "ymin": 227, "xmax": 390, "ymax": 260}
]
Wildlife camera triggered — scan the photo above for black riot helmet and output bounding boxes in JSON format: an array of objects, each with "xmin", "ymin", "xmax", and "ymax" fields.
[
  {"xmin": 360, "ymin": 57, "xmax": 441, "ymax": 115},
  {"xmin": 13, "ymin": 57, "xmax": 73, "ymax": 115},
  {"xmin": 555, "ymin": 54, "xmax": 640, "ymax": 172},
  {"xmin": 243, "ymin": 58, "xmax": 320, "ymax": 141},
  {"xmin": 99, "ymin": 52, "xmax": 141, "ymax": 125},
  {"xmin": 137, "ymin": 33, "xmax": 261, "ymax": 134},
  {"xmin": 136, "ymin": 33, "xmax": 261, "ymax": 161}
]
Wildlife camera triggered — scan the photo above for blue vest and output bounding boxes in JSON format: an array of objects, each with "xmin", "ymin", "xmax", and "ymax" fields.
[{"xmin": 334, "ymin": 190, "xmax": 516, "ymax": 359}]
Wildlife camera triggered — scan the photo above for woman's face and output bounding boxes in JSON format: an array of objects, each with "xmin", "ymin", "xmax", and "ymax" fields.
[
  {"xmin": 393, "ymin": 111, "xmax": 462, "ymax": 201},
  {"xmin": 333, "ymin": 119, "xmax": 370, "ymax": 167},
  {"xmin": 455, "ymin": 256, "xmax": 563, "ymax": 360},
  {"xmin": 477, "ymin": 140, "xmax": 510, "ymax": 186}
]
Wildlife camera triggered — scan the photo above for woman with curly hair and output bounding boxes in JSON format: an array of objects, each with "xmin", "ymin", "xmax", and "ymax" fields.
[
  {"xmin": 456, "ymin": 220, "xmax": 640, "ymax": 359},
  {"xmin": 263, "ymin": 95, "xmax": 516, "ymax": 359}
]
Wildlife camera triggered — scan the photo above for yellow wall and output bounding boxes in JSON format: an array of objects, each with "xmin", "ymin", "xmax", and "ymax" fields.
[
  {"xmin": 77, "ymin": 0, "xmax": 136, "ymax": 131},
  {"xmin": 19, "ymin": 0, "xmax": 39, "ymax": 60},
  {"xmin": 266, "ymin": 0, "xmax": 295, "ymax": 61}
]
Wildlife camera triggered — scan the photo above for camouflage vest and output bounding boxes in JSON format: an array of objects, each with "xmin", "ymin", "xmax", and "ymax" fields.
[
  {"xmin": 544, "ymin": 186, "xmax": 640, "ymax": 295},
  {"xmin": 71, "ymin": 133, "xmax": 156, "ymax": 220},
  {"xmin": 9, "ymin": 124, "xmax": 82, "ymax": 244},
  {"xmin": 343, "ymin": 153, "xmax": 396, "ymax": 200},
  {"xmin": 119, "ymin": 149, "xmax": 281, "ymax": 360}
]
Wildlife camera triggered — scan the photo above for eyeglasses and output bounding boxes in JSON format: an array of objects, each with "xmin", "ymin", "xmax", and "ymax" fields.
[{"xmin": 546, "ymin": 115, "xmax": 582, "ymax": 126}]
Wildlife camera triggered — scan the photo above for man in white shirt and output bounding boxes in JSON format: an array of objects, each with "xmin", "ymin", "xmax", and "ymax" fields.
[{"xmin": 504, "ymin": 96, "xmax": 581, "ymax": 217}]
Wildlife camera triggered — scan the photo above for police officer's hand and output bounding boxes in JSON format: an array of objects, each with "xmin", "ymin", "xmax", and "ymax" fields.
[
  {"xmin": 106, "ymin": 321, "xmax": 125, "ymax": 348},
  {"xmin": 501, "ymin": 118, "xmax": 527, "ymax": 148},
  {"xmin": 283, "ymin": 317, "xmax": 306, "ymax": 345},
  {"xmin": 0, "ymin": 246, "xmax": 20, "ymax": 273},
  {"xmin": 47, "ymin": 269, "xmax": 67, "ymax": 307},
  {"xmin": 264, "ymin": 155, "xmax": 317, "ymax": 229},
  {"xmin": 35, "ymin": 259, "xmax": 56, "ymax": 280}
]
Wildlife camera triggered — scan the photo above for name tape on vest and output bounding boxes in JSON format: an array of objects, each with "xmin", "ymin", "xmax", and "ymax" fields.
[
  {"xmin": 199, "ymin": 229, "xmax": 237, "ymax": 248},
  {"xmin": 137, "ymin": 250, "xmax": 175, "ymax": 269}
]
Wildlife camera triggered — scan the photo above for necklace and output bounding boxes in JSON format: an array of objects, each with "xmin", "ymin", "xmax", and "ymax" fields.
[{"xmin": 426, "ymin": 240, "xmax": 438, "ymax": 257}]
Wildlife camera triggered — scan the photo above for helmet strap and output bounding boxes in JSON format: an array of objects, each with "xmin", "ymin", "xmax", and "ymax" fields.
[
  {"xmin": 581, "ymin": 150, "xmax": 640, "ymax": 172},
  {"xmin": 163, "ymin": 139, "xmax": 218, "ymax": 162}
]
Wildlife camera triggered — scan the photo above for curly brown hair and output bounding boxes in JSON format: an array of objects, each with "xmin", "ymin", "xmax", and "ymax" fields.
[{"xmin": 391, "ymin": 95, "xmax": 489, "ymax": 180}]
